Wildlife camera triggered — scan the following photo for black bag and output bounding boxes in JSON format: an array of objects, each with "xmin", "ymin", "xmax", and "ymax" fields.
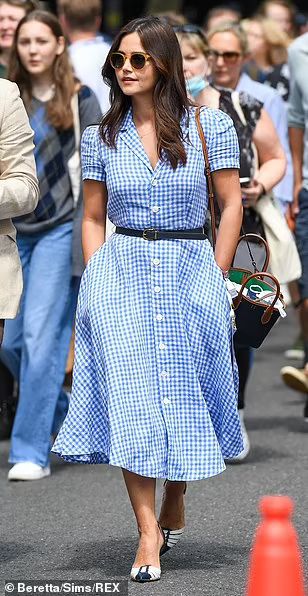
[
  {"xmin": 231, "ymin": 270, "xmax": 282, "ymax": 348},
  {"xmin": 195, "ymin": 108, "xmax": 284, "ymax": 349}
]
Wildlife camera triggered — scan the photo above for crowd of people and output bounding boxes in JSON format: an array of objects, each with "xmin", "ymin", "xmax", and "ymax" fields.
[{"xmin": 0, "ymin": 0, "xmax": 307, "ymax": 584}]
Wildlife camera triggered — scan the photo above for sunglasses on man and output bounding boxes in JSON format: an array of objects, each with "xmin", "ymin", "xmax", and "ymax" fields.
[{"xmin": 206, "ymin": 50, "xmax": 242, "ymax": 64}]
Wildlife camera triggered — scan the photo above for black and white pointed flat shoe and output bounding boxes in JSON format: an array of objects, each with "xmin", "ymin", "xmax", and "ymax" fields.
[
  {"xmin": 130, "ymin": 565, "xmax": 161, "ymax": 583},
  {"xmin": 160, "ymin": 526, "xmax": 185, "ymax": 556},
  {"xmin": 130, "ymin": 522, "xmax": 165, "ymax": 582}
]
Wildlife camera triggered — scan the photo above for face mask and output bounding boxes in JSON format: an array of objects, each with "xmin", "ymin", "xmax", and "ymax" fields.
[{"xmin": 186, "ymin": 75, "xmax": 208, "ymax": 98}]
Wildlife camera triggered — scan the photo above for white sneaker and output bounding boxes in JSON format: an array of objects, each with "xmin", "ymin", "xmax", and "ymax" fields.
[
  {"xmin": 8, "ymin": 462, "xmax": 51, "ymax": 481},
  {"xmin": 225, "ymin": 410, "xmax": 250, "ymax": 463}
]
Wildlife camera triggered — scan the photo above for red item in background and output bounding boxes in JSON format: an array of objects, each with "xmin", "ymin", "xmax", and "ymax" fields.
[{"xmin": 246, "ymin": 496, "xmax": 306, "ymax": 596}]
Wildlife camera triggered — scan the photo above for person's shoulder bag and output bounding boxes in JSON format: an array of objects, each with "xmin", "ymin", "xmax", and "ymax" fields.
[{"xmin": 195, "ymin": 107, "xmax": 284, "ymax": 348}]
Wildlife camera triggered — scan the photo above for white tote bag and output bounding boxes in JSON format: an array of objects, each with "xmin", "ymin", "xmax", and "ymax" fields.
[
  {"xmin": 68, "ymin": 93, "xmax": 115, "ymax": 239},
  {"xmin": 254, "ymin": 195, "xmax": 302, "ymax": 283},
  {"xmin": 67, "ymin": 93, "xmax": 81, "ymax": 208}
]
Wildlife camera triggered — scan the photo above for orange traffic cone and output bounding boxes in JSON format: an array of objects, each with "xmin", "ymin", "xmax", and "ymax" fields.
[{"xmin": 246, "ymin": 496, "xmax": 306, "ymax": 596}]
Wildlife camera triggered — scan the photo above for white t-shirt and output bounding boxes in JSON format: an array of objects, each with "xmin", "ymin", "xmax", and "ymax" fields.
[{"xmin": 69, "ymin": 35, "xmax": 111, "ymax": 114}]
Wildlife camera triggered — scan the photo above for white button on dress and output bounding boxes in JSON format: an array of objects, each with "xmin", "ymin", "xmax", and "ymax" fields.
[
  {"xmin": 152, "ymin": 206, "xmax": 160, "ymax": 213},
  {"xmin": 159, "ymin": 343, "xmax": 166, "ymax": 350},
  {"xmin": 154, "ymin": 286, "xmax": 161, "ymax": 293},
  {"xmin": 152, "ymin": 258, "xmax": 160, "ymax": 266},
  {"xmin": 156, "ymin": 314, "xmax": 163, "ymax": 321},
  {"xmin": 163, "ymin": 398, "xmax": 171, "ymax": 405},
  {"xmin": 161, "ymin": 371, "xmax": 169, "ymax": 379}
]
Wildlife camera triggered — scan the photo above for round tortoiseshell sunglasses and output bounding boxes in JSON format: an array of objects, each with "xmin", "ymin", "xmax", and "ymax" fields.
[{"xmin": 110, "ymin": 51, "xmax": 151, "ymax": 70}]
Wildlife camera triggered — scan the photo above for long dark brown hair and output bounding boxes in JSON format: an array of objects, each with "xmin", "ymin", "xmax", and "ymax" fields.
[
  {"xmin": 100, "ymin": 16, "xmax": 191, "ymax": 170},
  {"xmin": 8, "ymin": 10, "xmax": 76, "ymax": 130}
]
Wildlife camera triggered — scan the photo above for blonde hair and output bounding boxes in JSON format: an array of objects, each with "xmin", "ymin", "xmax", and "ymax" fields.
[
  {"xmin": 176, "ymin": 31, "xmax": 208, "ymax": 56},
  {"xmin": 242, "ymin": 16, "xmax": 290, "ymax": 64},
  {"xmin": 207, "ymin": 22, "xmax": 249, "ymax": 55},
  {"xmin": 257, "ymin": 0, "xmax": 296, "ymax": 20},
  {"xmin": 256, "ymin": 0, "xmax": 297, "ymax": 37}
]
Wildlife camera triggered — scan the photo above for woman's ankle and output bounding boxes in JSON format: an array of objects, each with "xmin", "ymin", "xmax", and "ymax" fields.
[
  {"xmin": 164, "ymin": 480, "xmax": 187, "ymax": 497},
  {"xmin": 137, "ymin": 519, "xmax": 161, "ymax": 536}
]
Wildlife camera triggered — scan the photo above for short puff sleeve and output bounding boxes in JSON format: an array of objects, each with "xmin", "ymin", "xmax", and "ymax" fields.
[
  {"xmin": 81, "ymin": 125, "xmax": 106, "ymax": 182},
  {"xmin": 200, "ymin": 108, "xmax": 240, "ymax": 173}
]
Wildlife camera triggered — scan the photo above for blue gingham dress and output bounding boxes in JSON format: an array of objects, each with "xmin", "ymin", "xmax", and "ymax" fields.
[{"xmin": 52, "ymin": 107, "xmax": 244, "ymax": 480}]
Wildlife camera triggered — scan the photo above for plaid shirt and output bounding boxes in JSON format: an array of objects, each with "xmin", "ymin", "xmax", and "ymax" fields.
[{"xmin": 15, "ymin": 86, "xmax": 101, "ymax": 235}]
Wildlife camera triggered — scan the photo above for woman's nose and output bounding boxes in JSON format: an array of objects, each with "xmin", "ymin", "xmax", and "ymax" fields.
[
  {"xmin": 123, "ymin": 57, "xmax": 133, "ymax": 71},
  {"xmin": 182, "ymin": 61, "xmax": 189, "ymax": 76}
]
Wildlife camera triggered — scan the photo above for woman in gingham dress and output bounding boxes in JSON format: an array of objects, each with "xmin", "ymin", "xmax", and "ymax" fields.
[{"xmin": 52, "ymin": 16, "xmax": 244, "ymax": 583}]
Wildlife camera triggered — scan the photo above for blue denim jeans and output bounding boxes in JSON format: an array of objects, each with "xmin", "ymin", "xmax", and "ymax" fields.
[
  {"xmin": 0, "ymin": 223, "xmax": 76, "ymax": 467},
  {"xmin": 296, "ymin": 187, "xmax": 308, "ymax": 300}
]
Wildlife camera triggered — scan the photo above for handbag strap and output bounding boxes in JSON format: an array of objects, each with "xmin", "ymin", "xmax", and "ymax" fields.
[
  {"xmin": 236, "ymin": 233, "xmax": 270, "ymax": 272},
  {"xmin": 195, "ymin": 107, "xmax": 217, "ymax": 248},
  {"xmin": 195, "ymin": 107, "xmax": 268, "ymax": 272}
]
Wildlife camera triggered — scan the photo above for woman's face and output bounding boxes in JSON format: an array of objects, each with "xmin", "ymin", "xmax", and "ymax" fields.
[
  {"xmin": 244, "ymin": 21, "xmax": 266, "ymax": 57},
  {"xmin": 114, "ymin": 32, "xmax": 158, "ymax": 99},
  {"xmin": 264, "ymin": 2, "xmax": 293, "ymax": 34},
  {"xmin": 0, "ymin": 3, "xmax": 25, "ymax": 50},
  {"xmin": 179, "ymin": 38, "xmax": 209, "ymax": 80},
  {"xmin": 208, "ymin": 31, "xmax": 244, "ymax": 90},
  {"xmin": 17, "ymin": 21, "xmax": 65, "ymax": 79}
]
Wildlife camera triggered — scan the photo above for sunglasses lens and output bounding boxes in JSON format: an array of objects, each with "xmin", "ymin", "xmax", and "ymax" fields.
[
  {"xmin": 225, "ymin": 52, "xmax": 239, "ymax": 63},
  {"xmin": 110, "ymin": 53, "xmax": 124, "ymax": 69},
  {"xmin": 207, "ymin": 50, "xmax": 240, "ymax": 63},
  {"xmin": 131, "ymin": 53, "xmax": 147, "ymax": 69}
]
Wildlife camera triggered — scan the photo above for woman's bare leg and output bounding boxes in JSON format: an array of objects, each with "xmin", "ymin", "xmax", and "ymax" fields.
[
  {"xmin": 122, "ymin": 469, "xmax": 164, "ymax": 568},
  {"xmin": 158, "ymin": 480, "xmax": 186, "ymax": 529}
]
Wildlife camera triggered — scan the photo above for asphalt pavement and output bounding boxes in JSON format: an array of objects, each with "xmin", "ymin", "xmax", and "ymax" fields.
[{"xmin": 1, "ymin": 310, "xmax": 308, "ymax": 596}]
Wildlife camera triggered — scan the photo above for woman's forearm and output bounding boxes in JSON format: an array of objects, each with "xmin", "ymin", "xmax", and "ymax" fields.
[
  {"xmin": 256, "ymin": 157, "xmax": 286, "ymax": 192},
  {"xmin": 82, "ymin": 218, "xmax": 105, "ymax": 265},
  {"xmin": 215, "ymin": 202, "xmax": 243, "ymax": 272}
]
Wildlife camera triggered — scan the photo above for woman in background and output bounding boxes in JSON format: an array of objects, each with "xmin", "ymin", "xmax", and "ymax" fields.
[
  {"xmin": 0, "ymin": 10, "xmax": 101, "ymax": 481},
  {"xmin": 242, "ymin": 16, "xmax": 290, "ymax": 101},
  {"xmin": 176, "ymin": 23, "xmax": 286, "ymax": 461}
]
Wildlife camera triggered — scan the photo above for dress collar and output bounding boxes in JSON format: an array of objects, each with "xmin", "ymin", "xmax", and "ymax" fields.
[{"xmin": 118, "ymin": 106, "xmax": 190, "ymax": 172}]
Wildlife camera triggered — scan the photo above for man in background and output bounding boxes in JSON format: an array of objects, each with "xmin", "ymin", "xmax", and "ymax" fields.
[
  {"xmin": 281, "ymin": 33, "xmax": 308, "ymax": 418},
  {"xmin": 58, "ymin": 0, "xmax": 110, "ymax": 114},
  {"xmin": 204, "ymin": 4, "xmax": 241, "ymax": 33}
]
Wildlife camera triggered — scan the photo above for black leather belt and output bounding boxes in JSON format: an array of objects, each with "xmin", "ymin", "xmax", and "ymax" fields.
[{"xmin": 115, "ymin": 227, "xmax": 207, "ymax": 241}]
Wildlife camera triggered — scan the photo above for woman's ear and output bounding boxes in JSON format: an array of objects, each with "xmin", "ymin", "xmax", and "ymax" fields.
[{"xmin": 56, "ymin": 35, "xmax": 66, "ymax": 56}]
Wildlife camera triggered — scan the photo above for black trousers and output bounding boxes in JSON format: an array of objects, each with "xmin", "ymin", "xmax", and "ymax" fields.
[{"xmin": 234, "ymin": 343, "xmax": 252, "ymax": 410}]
